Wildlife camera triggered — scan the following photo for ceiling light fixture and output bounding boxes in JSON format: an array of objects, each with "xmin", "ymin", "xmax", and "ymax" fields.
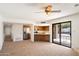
[
  {"xmin": 45, "ymin": 5, "xmax": 52, "ymax": 15},
  {"xmin": 35, "ymin": 4, "xmax": 61, "ymax": 15}
]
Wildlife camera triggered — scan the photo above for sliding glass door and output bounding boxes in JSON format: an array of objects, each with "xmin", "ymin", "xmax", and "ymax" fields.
[
  {"xmin": 52, "ymin": 24, "xmax": 61, "ymax": 44},
  {"xmin": 61, "ymin": 22, "xmax": 71, "ymax": 47},
  {"xmin": 52, "ymin": 21, "xmax": 71, "ymax": 48}
]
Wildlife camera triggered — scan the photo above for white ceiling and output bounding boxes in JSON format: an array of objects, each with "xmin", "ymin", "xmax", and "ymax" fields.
[{"xmin": 0, "ymin": 3, "xmax": 79, "ymax": 23}]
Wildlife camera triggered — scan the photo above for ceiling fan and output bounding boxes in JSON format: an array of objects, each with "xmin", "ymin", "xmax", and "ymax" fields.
[{"xmin": 35, "ymin": 4, "xmax": 61, "ymax": 15}]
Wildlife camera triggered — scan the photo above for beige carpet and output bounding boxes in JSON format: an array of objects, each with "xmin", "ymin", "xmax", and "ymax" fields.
[{"xmin": 0, "ymin": 40, "xmax": 79, "ymax": 56}]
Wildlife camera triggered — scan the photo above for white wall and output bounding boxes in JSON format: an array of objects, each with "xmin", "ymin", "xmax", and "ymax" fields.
[
  {"xmin": 12, "ymin": 24, "xmax": 23, "ymax": 42},
  {"xmin": 3, "ymin": 18, "xmax": 35, "ymax": 24},
  {"xmin": 0, "ymin": 20, "xmax": 4, "ymax": 50},
  {"xmin": 48, "ymin": 13, "xmax": 79, "ymax": 49},
  {"xmin": 30, "ymin": 24, "xmax": 34, "ymax": 42},
  {"xmin": 4, "ymin": 26, "xmax": 11, "ymax": 36}
]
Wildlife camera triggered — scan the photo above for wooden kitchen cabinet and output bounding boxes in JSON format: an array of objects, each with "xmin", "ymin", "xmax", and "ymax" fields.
[
  {"xmin": 34, "ymin": 35, "xmax": 50, "ymax": 42},
  {"xmin": 34, "ymin": 26, "xmax": 49, "ymax": 31}
]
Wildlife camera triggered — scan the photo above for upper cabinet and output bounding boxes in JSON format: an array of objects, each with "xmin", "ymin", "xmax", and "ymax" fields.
[{"xmin": 34, "ymin": 26, "xmax": 49, "ymax": 31}]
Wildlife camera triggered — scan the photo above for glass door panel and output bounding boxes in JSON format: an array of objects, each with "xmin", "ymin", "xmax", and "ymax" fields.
[
  {"xmin": 52, "ymin": 24, "xmax": 60, "ymax": 44},
  {"xmin": 61, "ymin": 22, "xmax": 71, "ymax": 47}
]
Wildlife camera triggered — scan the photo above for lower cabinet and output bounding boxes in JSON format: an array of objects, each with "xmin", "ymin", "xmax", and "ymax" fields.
[{"xmin": 34, "ymin": 35, "xmax": 50, "ymax": 42}]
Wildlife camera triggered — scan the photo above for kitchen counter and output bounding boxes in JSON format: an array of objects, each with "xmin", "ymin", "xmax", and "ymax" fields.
[
  {"xmin": 34, "ymin": 33, "xmax": 50, "ymax": 35},
  {"xmin": 34, "ymin": 33, "xmax": 50, "ymax": 42}
]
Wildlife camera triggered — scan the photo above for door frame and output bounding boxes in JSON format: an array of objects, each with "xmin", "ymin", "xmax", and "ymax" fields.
[
  {"xmin": 52, "ymin": 21, "xmax": 72, "ymax": 48},
  {"xmin": 3, "ymin": 23, "xmax": 13, "ymax": 41}
]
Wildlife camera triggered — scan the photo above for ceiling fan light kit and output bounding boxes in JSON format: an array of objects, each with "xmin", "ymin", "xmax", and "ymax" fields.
[
  {"xmin": 35, "ymin": 4, "xmax": 61, "ymax": 15},
  {"xmin": 45, "ymin": 5, "xmax": 53, "ymax": 15}
]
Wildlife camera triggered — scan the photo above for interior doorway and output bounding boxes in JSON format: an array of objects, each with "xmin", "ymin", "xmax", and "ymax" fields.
[
  {"xmin": 23, "ymin": 25, "xmax": 31, "ymax": 40},
  {"xmin": 52, "ymin": 21, "xmax": 71, "ymax": 48},
  {"xmin": 3, "ymin": 23, "xmax": 12, "ymax": 41}
]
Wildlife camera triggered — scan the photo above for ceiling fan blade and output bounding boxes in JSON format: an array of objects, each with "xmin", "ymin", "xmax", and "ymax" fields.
[
  {"xmin": 51, "ymin": 10, "xmax": 61, "ymax": 12},
  {"xmin": 34, "ymin": 11, "xmax": 44, "ymax": 13}
]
